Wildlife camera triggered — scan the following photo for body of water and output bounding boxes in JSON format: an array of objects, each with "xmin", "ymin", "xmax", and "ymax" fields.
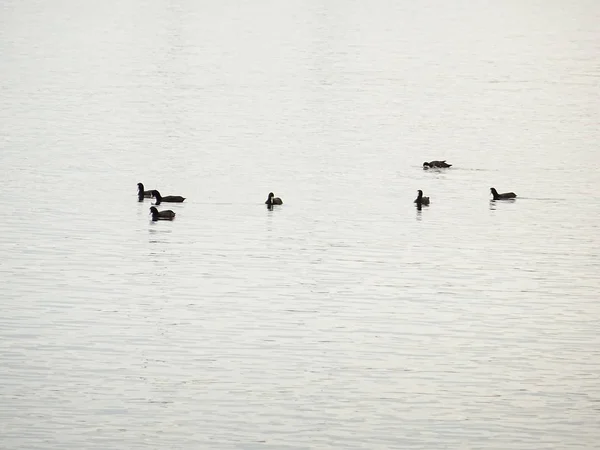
[{"xmin": 1, "ymin": 1, "xmax": 599, "ymax": 448}]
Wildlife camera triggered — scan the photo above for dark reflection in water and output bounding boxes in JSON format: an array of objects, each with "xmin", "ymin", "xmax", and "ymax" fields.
[
  {"xmin": 415, "ymin": 207, "xmax": 423, "ymax": 221},
  {"xmin": 489, "ymin": 199, "xmax": 516, "ymax": 210},
  {"xmin": 148, "ymin": 227, "xmax": 172, "ymax": 244}
]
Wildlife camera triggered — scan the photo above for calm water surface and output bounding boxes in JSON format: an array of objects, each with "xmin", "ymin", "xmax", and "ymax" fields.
[{"xmin": 1, "ymin": 0, "xmax": 600, "ymax": 448}]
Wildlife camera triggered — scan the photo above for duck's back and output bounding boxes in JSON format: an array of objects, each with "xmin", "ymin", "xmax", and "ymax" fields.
[
  {"xmin": 162, "ymin": 196, "xmax": 186, "ymax": 202},
  {"xmin": 160, "ymin": 210, "xmax": 176, "ymax": 219}
]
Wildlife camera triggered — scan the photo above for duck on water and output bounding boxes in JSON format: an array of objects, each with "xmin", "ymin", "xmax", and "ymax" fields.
[
  {"xmin": 423, "ymin": 160, "xmax": 452, "ymax": 169},
  {"xmin": 149, "ymin": 206, "xmax": 176, "ymax": 221},
  {"xmin": 490, "ymin": 187, "xmax": 517, "ymax": 200},
  {"xmin": 151, "ymin": 190, "xmax": 186, "ymax": 205},
  {"xmin": 137, "ymin": 183, "xmax": 153, "ymax": 200},
  {"xmin": 265, "ymin": 192, "xmax": 283, "ymax": 207},
  {"xmin": 414, "ymin": 190, "xmax": 430, "ymax": 206}
]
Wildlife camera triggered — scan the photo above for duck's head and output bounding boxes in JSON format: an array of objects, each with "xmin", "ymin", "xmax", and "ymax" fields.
[
  {"xmin": 149, "ymin": 207, "xmax": 158, "ymax": 214},
  {"xmin": 265, "ymin": 192, "xmax": 276, "ymax": 206},
  {"xmin": 422, "ymin": 162, "xmax": 430, "ymax": 168},
  {"xmin": 417, "ymin": 190, "xmax": 423, "ymax": 196},
  {"xmin": 151, "ymin": 190, "xmax": 162, "ymax": 204},
  {"xmin": 137, "ymin": 183, "xmax": 144, "ymax": 190},
  {"xmin": 490, "ymin": 188, "xmax": 498, "ymax": 195}
]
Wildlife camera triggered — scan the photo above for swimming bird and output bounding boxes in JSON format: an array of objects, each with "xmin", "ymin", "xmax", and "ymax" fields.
[
  {"xmin": 490, "ymin": 187, "xmax": 517, "ymax": 200},
  {"xmin": 414, "ymin": 190, "xmax": 430, "ymax": 206},
  {"xmin": 151, "ymin": 190, "xmax": 185, "ymax": 205},
  {"xmin": 423, "ymin": 160, "xmax": 452, "ymax": 169},
  {"xmin": 137, "ymin": 183, "xmax": 153, "ymax": 200},
  {"xmin": 265, "ymin": 192, "xmax": 283, "ymax": 206},
  {"xmin": 149, "ymin": 206, "xmax": 176, "ymax": 221}
]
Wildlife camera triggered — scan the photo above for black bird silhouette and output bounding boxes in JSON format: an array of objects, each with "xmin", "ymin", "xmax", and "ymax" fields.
[
  {"xmin": 414, "ymin": 190, "xmax": 430, "ymax": 206},
  {"xmin": 423, "ymin": 160, "xmax": 452, "ymax": 169},
  {"xmin": 265, "ymin": 192, "xmax": 283, "ymax": 206},
  {"xmin": 149, "ymin": 206, "xmax": 176, "ymax": 221},
  {"xmin": 137, "ymin": 183, "xmax": 153, "ymax": 200},
  {"xmin": 151, "ymin": 190, "xmax": 185, "ymax": 205},
  {"xmin": 490, "ymin": 187, "xmax": 517, "ymax": 200}
]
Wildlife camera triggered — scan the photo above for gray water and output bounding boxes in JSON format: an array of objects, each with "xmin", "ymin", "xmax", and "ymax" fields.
[{"xmin": 1, "ymin": 0, "xmax": 600, "ymax": 448}]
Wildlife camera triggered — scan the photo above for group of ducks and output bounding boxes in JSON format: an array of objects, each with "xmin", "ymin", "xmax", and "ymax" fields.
[
  {"xmin": 137, "ymin": 183, "xmax": 284, "ymax": 220},
  {"xmin": 415, "ymin": 160, "xmax": 517, "ymax": 208},
  {"xmin": 139, "ymin": 161, "xmax": 517, "ymax": 220},
  {"xmin": 138, "ymin": 183, "xmax": 186, "ymax": 221}
]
